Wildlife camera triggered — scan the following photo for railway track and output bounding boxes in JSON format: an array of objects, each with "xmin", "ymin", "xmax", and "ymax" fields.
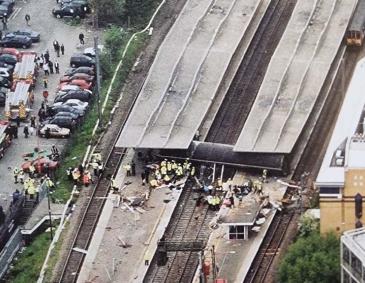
[
  {"xmin": 243, "ymin": 211, "xmax": 294, "ymax": 283},
  {"xmin": 144, "ymin": 185, "xmax": 216, "ymax": 282},
  {"xmin": 205, "ymin": 0, "xmax": 297, "ymax": 145},
  {"xmin": 58, "ymin": 146, "xmax": 126, "ymax": 283}
]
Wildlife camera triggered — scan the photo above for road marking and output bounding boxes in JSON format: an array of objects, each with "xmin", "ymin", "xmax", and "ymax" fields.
[{"xmin": 9, "ymin": 7, "xmax": 22, "ymax": 20}]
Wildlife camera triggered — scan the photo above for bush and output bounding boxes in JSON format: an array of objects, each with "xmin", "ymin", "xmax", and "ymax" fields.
[
  {"xmin": 278, "ymin": 232, "xmax": 340, "ymax": 283},
  {"xmin": 298, "ymin": 214, "xmax": 319, "ymax": 237}
]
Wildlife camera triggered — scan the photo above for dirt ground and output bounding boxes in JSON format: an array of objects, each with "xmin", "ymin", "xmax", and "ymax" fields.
[{"xmin": 51, "ymin": 0, "xmax": 188, "ymax": 281}]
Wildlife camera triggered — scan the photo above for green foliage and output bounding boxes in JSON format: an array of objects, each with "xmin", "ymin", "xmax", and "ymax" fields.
[
  {"xmin": 7, "ymin": 232, "xmax": 51, "ymax": 283},
  {"xmin": 90, "ymin": 0, "xmax": 125, "ymax": 25},
  {"xmin": 298, "ymin": 214, "xmax": 319, "ymax": 237},
  {"xmin": 104, "ymin": 25, "xmax": 125, "ymax": 60},
  {"xmin": 278, "ymin": 232, "xmax": 340, "ymax": 283},
  {"xmin": 309, "ymin": 191, "xmax": 319, "ymax": 208},
  {"xmin": 124, "ymin": 0, "xmax": 160, "ymax": 27}
]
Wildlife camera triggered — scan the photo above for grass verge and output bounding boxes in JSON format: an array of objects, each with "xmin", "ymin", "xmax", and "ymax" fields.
[{"xmin": 6, "ymin": 231, "xmax": 53, "ymax": 283}]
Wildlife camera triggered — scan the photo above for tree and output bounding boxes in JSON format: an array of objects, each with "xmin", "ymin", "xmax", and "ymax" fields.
[
  {"xmin": 124, "ymin": 0, "xmax": 155, "ymax": 26},
  {"xmin": 278, "ymin": 232, "xmax": 340, "ymax": 283},
  {"xmin": 90, "ymin": 0, "xmax": 125, "ymax": 25}
]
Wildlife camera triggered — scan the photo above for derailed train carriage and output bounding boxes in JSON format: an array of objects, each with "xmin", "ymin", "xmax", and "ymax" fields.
[{"xmin": 346, "ymin": 0, "xmax": 365, "ymax": 46}]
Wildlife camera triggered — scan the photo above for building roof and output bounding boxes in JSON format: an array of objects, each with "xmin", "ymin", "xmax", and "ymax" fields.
[
  {"xmin": 220, "ymin": 197, "xmax": 259, "ymax": 225},
  {"xmin": 342, "ymin": 228, "xmax": 365, "ymax": 261},
  {"xmin": 234, "ymin": 0, "xmax": 356, "ymax": 153},
  {"xmin": 116, "ymin": 0, "xmax": 260, "ymax": 149},
  {"xmin": 316, "ymin": 58, "xmax": 365, "ymax": 186}
]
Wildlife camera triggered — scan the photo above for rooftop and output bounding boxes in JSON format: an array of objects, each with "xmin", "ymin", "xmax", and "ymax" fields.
[
  {"xmin": 220, "ymin": 195, "xmax": 259, "ymax": 225},
  {"xmin": 234, "ymin": 0, "xmax": 356, "ymax": 153},
  {"xmin": 342, "ymin": 228, "xmax": 365, "ymax": 261},
  {"xmin": 316, "ymin": 57, "xmax": 365, "ymax": 186}
]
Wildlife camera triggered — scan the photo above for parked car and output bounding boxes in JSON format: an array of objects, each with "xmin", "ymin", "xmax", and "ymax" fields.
[
  {"xmin": 39, "ymin": 124, "xmax": 70, "ymax": 138},
  {"xmin": 6, "ymin": 29, "xmax": 40, "ymax": 42},
  {"xmin": 83, "ymin": 45, "xmax": 104, "ymax": 58},
  {"xmin": 0, "ymin": 87, "xmax": 7, "ymax": 106},
  {"xmin": 64, "ymin": 66, "xmax": 94, "ymax": 76},
  {"xmin": 54, "ymin": 111, "xmax": 80, "ymax": 121},
  {"xmin": 0, "ymin": 48, "xmax": 21, "ymax": 61},
  {"xmin": 52, "ymin": 5, "xmax": 86, "ymax": 19},
  {"xmin": 56, "ymin": 86, "xmax": 92, "ymax": 98},
  {"xmin": 0, "ymin": 1, "xmax": 14, "ymax": 19},
  {"xmin": 48, "ymin": 104, "xmax": 85, "ymax": 117},
  {"xmin": 0, "ymin": 67, "xmax": 10, "ymax": 79},
  {"xmin": 22, "ymin": 157, "xmax": 59, "ymax": 174},
  {"xmin": 0, "ymin": 35, "xmax": 32, "ymax": 49},
  {"xmin": 54, "ymin": 99, "xmax": 88, "ymax": 112},
  {"xmin": 61, "ymin": 0, "xmax": 90, "ymax": 13},
  {"xmin": 54, "ymin": 90, "xmax": 91, "ymax": 103},
  {"xmin": 0, "ymin": 54, "xmax": 17, "ymax": 65},
  {"xmin": 70, "ymin": 54, "xmax": 95, "ymax": 68},
  {"xmin": 41, "ymin": 116, "xmax": 76, "ymax": 130},
  {"xmin": 58, "ymin": 79, "xmax": 92, "ymax": 91},
  {"xmin": 0, "ymin": 76, "xmax": 11, "ymax": 88},
  {"xmin": 0, "ymin": 61, "xmax": 14, "ymax": 73},
  {"xmin": 60, "ymin": 73, "xmax": 94, "ymax": 83}
]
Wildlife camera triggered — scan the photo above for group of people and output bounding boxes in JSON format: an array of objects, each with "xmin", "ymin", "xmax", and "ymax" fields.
[
  {"xmin": 66, "ymin": 153, "xmax": 103, "ymax": 187},
  {"xmin": 142, "ymin": 158, "xmax": 196, "ymax": 188}
]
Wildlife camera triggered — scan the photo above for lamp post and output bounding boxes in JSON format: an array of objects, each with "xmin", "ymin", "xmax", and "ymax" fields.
[{"xmin": 47, "ymin": 186, "xmax": 53, "ymax": 240}]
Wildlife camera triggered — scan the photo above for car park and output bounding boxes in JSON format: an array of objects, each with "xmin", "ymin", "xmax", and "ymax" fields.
[
  {"xmin": 64, "ymin": 66, "xmax": 95, "ymax": 76},
  {"xmin": 54, "ymin": 99, "xmax": 88, "ymax": 112},
  {"xmin": 39, "ymin": 124, "xmax": 70, "ymax": 138},
  {"xmin": 52, "ymin": 5, "xmax": 86, "ymax": 19},
  {"xmin": 58, "ymin": 79, "xmax": 92, "ymax": 90},
  {"xmin": 0, "ymin": 35, "xmax": 32, "ymax": 49},
  {"xmin": 41, "ymin": 116, "xmax": 76, "ymax": 130},
  {"xmin": 47, "ymin": 104, "xmax": 85, "ymax": 117},
  {"xmin": 70, "ymin": 54, "xmax": 95, "ymax": 68},
  {"xmin": 54, "ymin": 90, "xmax": 91, "ymax": 103},
  {"xmin": 6, "ymin": 29, "xmax": 40, "ymax": 42},
  {"xmin": 0, "ymin": 54, "xmax": 17, "ymax": 65},
  {"xmin": 60, "ymin": 73, "xmax": 94, "ymax": 83}
]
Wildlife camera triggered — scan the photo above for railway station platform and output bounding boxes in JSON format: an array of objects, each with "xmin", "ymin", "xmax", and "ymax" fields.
[
  {"xmin": 117, "ymin": 0, "xmax": 264, "ymax": 150},
  {"xmin": 235, "ymin": 0, "xmax": 357, "ymax": 154},
  {"xmin": 78, "ymin": 150, "xmax": 185, "ymax": 283},
  {"xmin": 193, "ymin": 176, "xmax": 287, "ymax": 283}
]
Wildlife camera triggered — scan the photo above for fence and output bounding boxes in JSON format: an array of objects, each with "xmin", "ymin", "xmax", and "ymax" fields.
[{"xmin": 0, "ymin": 228, "xmax": 22, "ymax": 278}]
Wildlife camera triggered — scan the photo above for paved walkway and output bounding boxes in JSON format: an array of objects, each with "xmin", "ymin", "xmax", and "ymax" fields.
[{"xmin": 78, "ymin": 150, "xmax": 184, "ymax": 283}]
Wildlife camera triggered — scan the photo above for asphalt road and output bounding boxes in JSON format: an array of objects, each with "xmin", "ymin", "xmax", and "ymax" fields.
[{"xmin": 0, "ymin": 0, "xmax": 95, "ymax": 210}]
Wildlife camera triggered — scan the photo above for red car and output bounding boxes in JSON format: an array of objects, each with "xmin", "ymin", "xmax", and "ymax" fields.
[
  {"xmin": 21, "ymin": 157, "xmax": 59, "ymax": 174},
  {"xmin": 58, "ymin": 79, "xmax": 92, "ymax": 91},
  {"xmin": 0, "ymin": 48, "xmax": 21, "ymax": 61},
  {"xmin": 59, "ymin": 73, "xmax": 94, "ymax": 83}
]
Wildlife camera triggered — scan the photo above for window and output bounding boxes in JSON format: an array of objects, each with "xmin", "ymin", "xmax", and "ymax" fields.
[
  {"xmin": 351, "ymin": 253, "xmax": 362, "ymax": 280},
  {"xmin": 229, "ymin": 226, "xmax": 245, "ymax": 240},
  {"xmin": 319, "ymin": 187, "xmax": 340, "ymax": 194},
  {"xmin": 343, "ymin": 244, "xmax": 350, "ymax": 264},
  {"xmin": 344, "ymin": 269, "xmax": 350, "ymax": 283}
]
